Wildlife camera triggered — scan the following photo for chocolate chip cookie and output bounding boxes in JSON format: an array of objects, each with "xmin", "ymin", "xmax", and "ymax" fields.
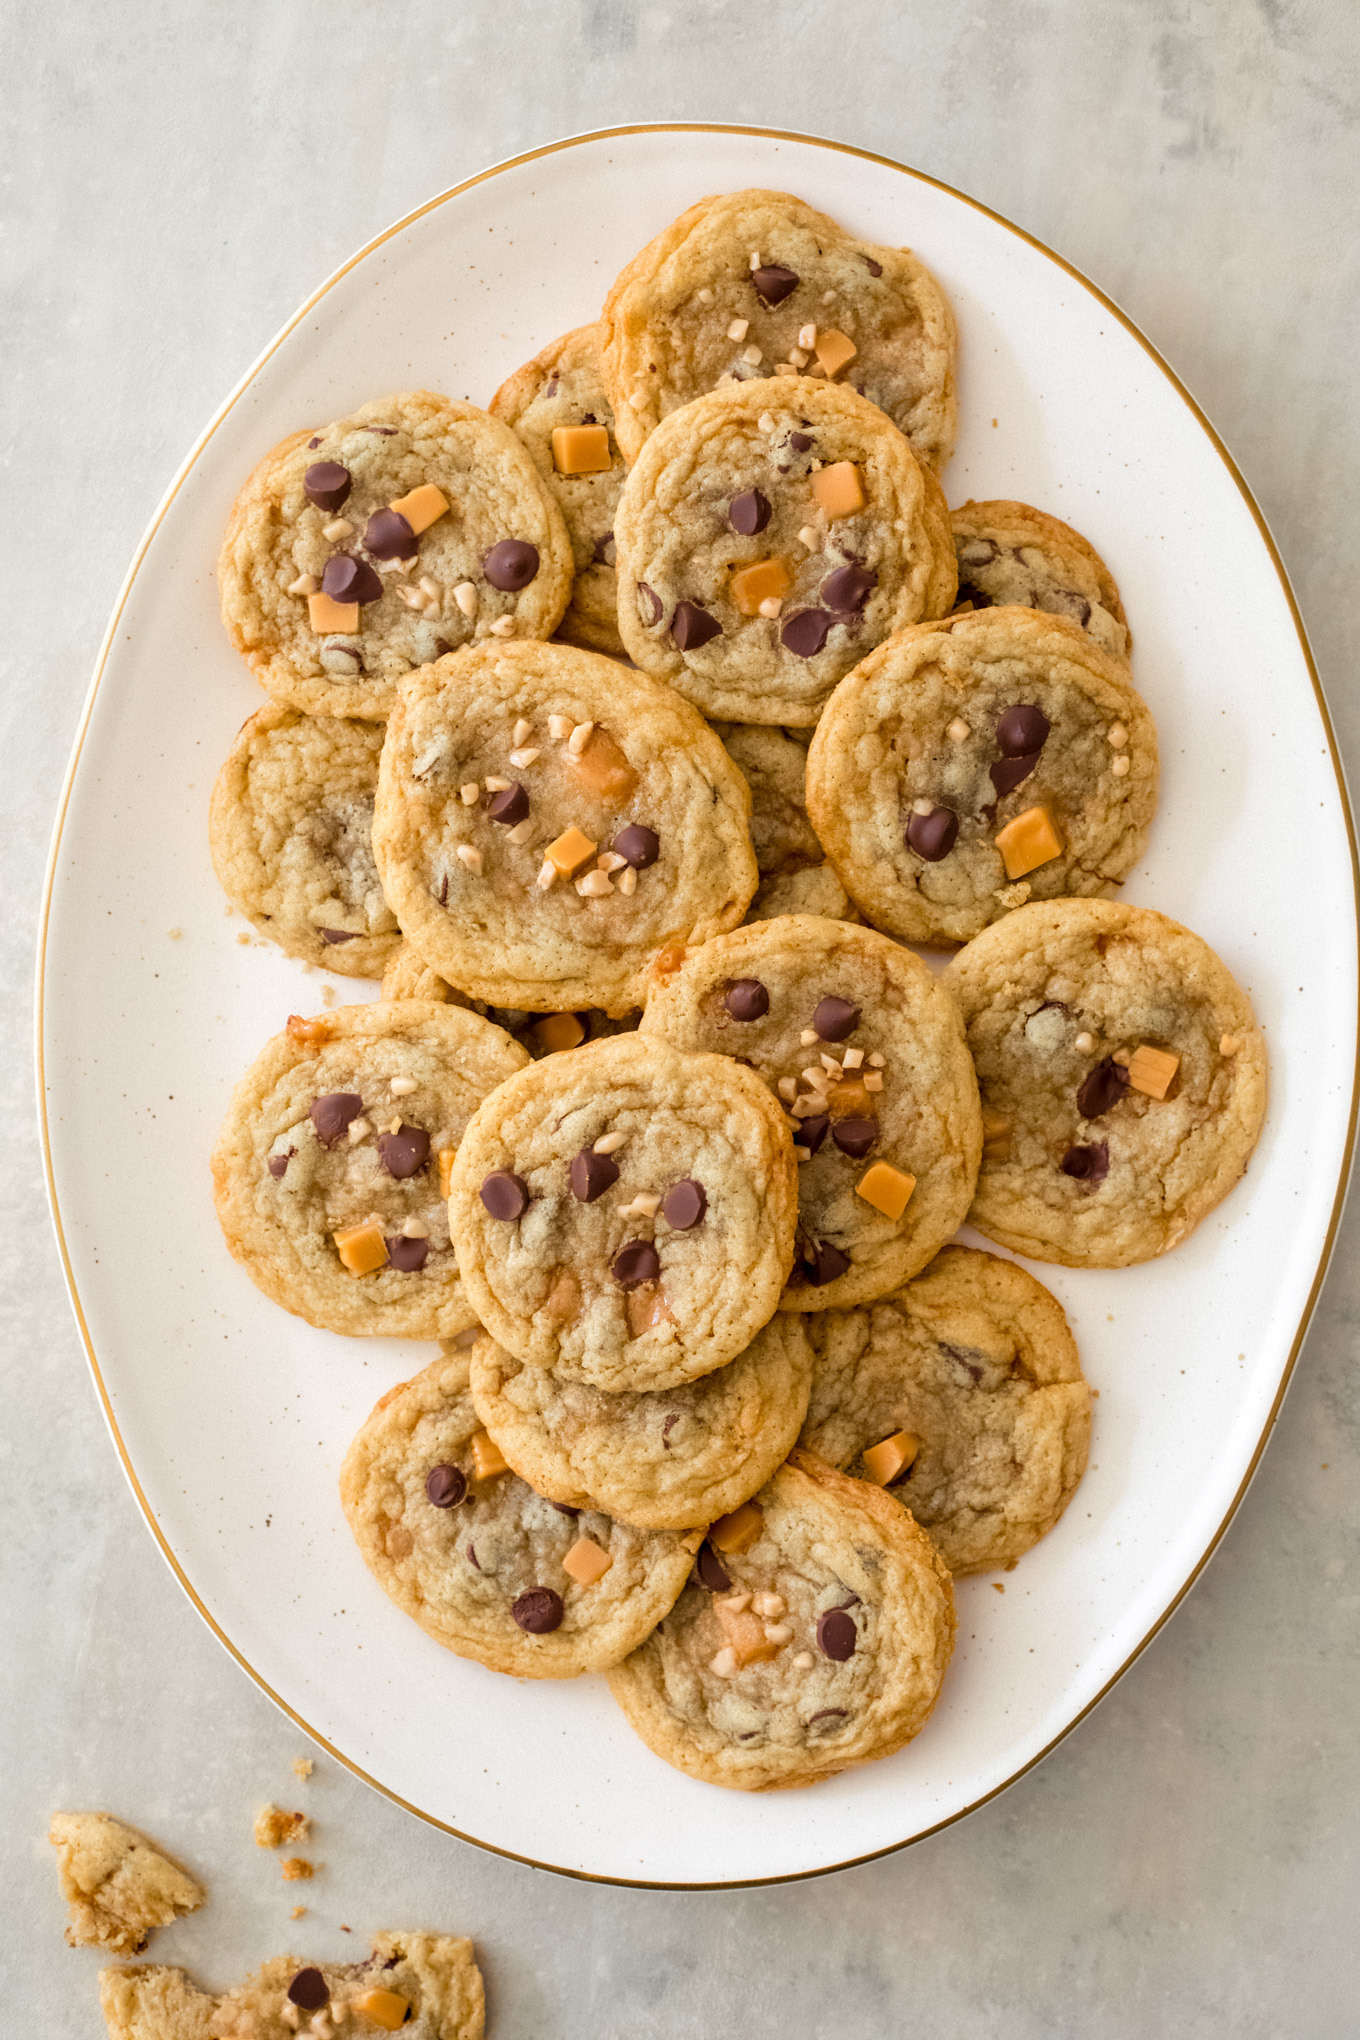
[
  {"xmin": 380, "ymin": 938, "xmax": 641, "ymax": 1057},
  {"xmin": 490, "ymin": 324, "xmax": 627, "ymax": 656},
  {"xmin": 943, "ymin": 900, "xmax": 1268, "ymax": 1266},
  {"xmin": 952, "ymin": 499, "xmax": 1130, "ymax": 660},
  {"xmin": 806, "ymin": 607, "xmax": 1158, "ymax": 944},
  {"xmin": 800, "ymin": 1245, "xmax": 1090, "ymax": 1573},
  {"xmin": 340, "ymin": 1349, "xmax": 700, "ymax": 1677},
  {"xmin": 614, "ymin": 378, "xmax": 956, "ymax": 725},
  {"xmin": 370, "ymin": 639, "xmax": 758, "ymax": 1014},
  {"xmin": 715, "ymin": 720, "xmax": 857, "ymax": 926},
  {"xmin": 447, "ymin": 1034, "xmax": 798, "ymax": 1393},
  {"xmin": 211, "ymin": 1001, "xmax": 528, "ymax": 1338},
  {"xmin": 49, "ymin": 1813, "xmax": 204, "ymax": 1956},
  {"xmin": 100, "ymin": 1931, "xmax": 484, "ymax": 2040},
  {"xmin": 601, "ymin": 188, "xmax": 957, "ymax": 471},
  {"xmin": 209, "ymin": 704, "xmax": 399, "ymax": 976},
  {"xmin": 607, "ymin": 1448, "xmax": 955, "ymax": 1792},
  {"xmin": 217, "ymin": 389, "xmax": 573, "ymax": 719},
  {"xmin": 466, "ymin": 1315, "xmax": 814, "ymax": 1530},
  {"xmin": 641, "ymin": 916, "xmax": 981, "ymax": 1310}
]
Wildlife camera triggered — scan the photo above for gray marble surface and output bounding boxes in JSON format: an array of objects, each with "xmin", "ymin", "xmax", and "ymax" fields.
[{"xmin": 5, "ymin": 2, "xmax": 1360, "ymax": 2032}]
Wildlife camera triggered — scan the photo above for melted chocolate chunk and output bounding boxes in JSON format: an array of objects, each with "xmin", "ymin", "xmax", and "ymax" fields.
[
  {"xmin": 831, "ymin": 1116, "xmax": 878, "ymax": 1158},
  {"xmin": 377, "ymin": 1124, "xmax": 430, "ymax": 1179},
  {"xmin": 309, "ymin": 1092, "xmax": 363, "ymax": 1146},
  {"xmin": 989, "ymin": 752, "xmax": 1041, "ymax": 799},
  {"xmin": 488, "ymin": 782, "xmax": 530, "ymax": 826},
  {"xmin": 268, "ymin": 1150, "xmax": 293, "ymax": 1178},
  {"xmin": 661, "ymin": 1179, "xmax": 706, "ymax": 1230},
  {"xmin": 480, "ymin": 1170, "xmax": 530, "ymax": 1220},
  {"xmin": 906, "ymin": 805, "xmax": 959, "ymax": 861},
  {"xmin": 321, "ymin": 553, "xmax": 383, "ymax": 605},
  {"xmin": 996, "ymin": 703, "xmax": 1051, "ymax": 757},
  {"xmin": 483, "ymin": 539, "xmax": 541, "ymax": 590},
  {"xmin": 1077, "ymin": 1058, "xmax": 1130, "ymax": 1119},
  {"xmin": 612, "ymin": 1240, "xmax": 661, "ymax": 1288},
  {"xmin": 512, "ymin": 1587, "xmax": 564, "ymax": 1634},
  {"xmin": 695, "ymin": 1541, "xmax": 732, "ymax": 1592},
  {"xmin": 798, "ymin": 1114, "xmax": 830, "ymax": 1155},
  {"xmin": 864, "ymin": 255, "xmax": 884, "ymax": 276},
  {"xmin": 1060, "ymin": 1141, "xmax": 1110, "ymax": 1184},
  {"xmin": 287, "ymin": 1969, "xmax": 330, "ymax": 2012},
  {"xmin": 803, "ymin": 1239, "xmax": 851, "ymax": 1286},
  {"xmin": 751, "ymin": 263, "xmax": 800, "ymax": 306},
  {"xmin": 569, "ymin": 1148, "xmax": 620, "ymax": 1202},
  {"xmin": 780, "ymin": 608, "xmax": 833, "ymax": 658},
  {"xmin": 812, "ymin": 996, "xmax": 860, "ymax": 1042},
  {"xmin": 671, "ymin": 600, "xmax": 721, "ymax": 650},
  {"xmin": 386, "ymin": 1233, "xmax": 430, "ymax": 1272},
  {"xmin": 425, "ymin": 1463, "xmax": 467, "ymax": 1508},
  {"xmin": 821, "ymin": 563, "xmax": 877, "ymax": 612},
  {"xmin": 729, "ymin": 488, "xmax": 771, "ymax": 536},
  {"xmin": 364, "ymin": 507, "xmax": 416, "ymax": 560},
  {"xmin": 637, "ymin": 582, "xmax": 662, "ymax": 625},
  {"xmin": 788, "ymin": 431, "xmax": 813, "ymax": 452},
  {"xmin": 816, "ymin": 1608, "xmax": 858, "ymax": 1660},
  {"xmin": 611, "ymin": 824, "xmax": 660, "ymax": 868},
  {"xmin": 320, "ymin": 928, "xmax": 359, "ymax": 944},
  {"xmin": 466, "ymin": 1543, "xmax": 480, "ymax": 1568},
  {"xmin": 725, "ymin": 977, "xmax": 770, "ymax": 1022},
  {"xmin": 303, "ymin": 462, "xmax": 351, "ymax": 513}
]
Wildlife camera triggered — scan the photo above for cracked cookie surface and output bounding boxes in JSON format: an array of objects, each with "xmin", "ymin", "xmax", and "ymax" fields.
[
  {"xmin": 800, "ymin": 1245, "xmax": 1090, "ymax": 1573},
  {"xmin": 607, "ymin": 1449, "xmax": 955, "ymax": 1792},
  {"xmin": 951, "ymin": 500, "xmax": 1130, "ymax": 660},
  {"xmin": 613, "ymin": 378, "xmax": 956, "ymax": 725},
  {"xmin": 447, "ymin": 1034, "xmax": 798, "ymax": 1393},
  {"xmin": 601, "ymin": 187, "xmax": 957, "ymax": 471},
  {"xmin": 340, "ymin": 1350, "xmax": 700, "ymax": 1677},
  {"xmin": 943, "ymin": 900, "xmax": 1268, "ymax": 1266},
  {"xmin": 806, "ymin": 607, "xmax": 1157, "ymax": 944},
  {"xmin": 217, "ymin": 389, "xmax": 572, "ymax": 719},
  {"xmin": 211, "ymin": 1001, "xmax": 527, "ymax": 1338}
]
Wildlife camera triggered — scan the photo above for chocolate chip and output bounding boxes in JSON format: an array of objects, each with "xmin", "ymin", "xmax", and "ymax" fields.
[
  {"xmin": 569, "ymin": 1148, "xmax": 620, "ymax": 1202},
  {"xmin": 466, "ymin": 1543, "xmax": 480, "ymax": 1567},
  {"xmin": 550, "ymin": 1501, "xmax": 580, "ymax": 1518},
  {"xmin": 831, "ymin": 1116, "xmax": 879, "ymax": 1158},
  {"xmin": 671, "ymin": 600, "xmax": 721, "ymax": 650},
  {"xmin": 593, "ymin": 531, "xmax": 615, "ymax": 564},
  {"xmin": 268, "ymin": 1150, "xmax": 293, "ymax": 1178},
  {"xmin": 309, "ymin": 1092, "xmax": 363, "ymax": 1146},
  {"xmin": 320, "ymin": 927, "xmax": 359, "ymax": 944},
  {"xmin": 483, "ymin": 539, "xmax": 540, "ymax": 590},
  {"xmin": 957, "ymin": 581, "xmax": 994, "ymax": 610},
  {"xmin": 425, "ymin": 1462, "xmax": 467, "ymax": 1508},
  {"xmin": 308, "ymin": 436, "xmax": 322, "ymax": 450},
  {"xmin": 1061, "ymin": 1141, "xmax": 1110, "ymax": 1183},
  {"xmin": 816, "ymin": 1608, "xmax": 858, "ymax": 1660},
  {"xmin": 480, "ymin": 1170, "xmax": 530, "ymax": 1219},
  {"xmin": 804, "ymin": 1239, "xmax": 851, "ymax": 1285},
  {"xmin": 611, "ymin": 824, "xmax": 659, "ymax": 868},
  {"xmin": 363, "ymin": 426, "xmax": 399, "ymax": 435},
  {"xmin": 989, "ymin": 753, "xmax": 1041, "ymax": 799},
  {"xmin": 377, "ymin": 1124, "xmax": 430, "ymax": 1179},
  {"xmin": 303, "ymin": 462, "xmax": 352, "ymax": 513},
  {"xmin": 812, "ymin": 996, "xmax": 860, "ymax": 1042},
  {"xmin": 725, "ymin": 977, "xmax": 769, "ymax": 1022},
  {"xmin": 1077, "ymin": 1058, "xmax": 1130, "ymax": 1119},
  {"xmin": 789, "ymin": 431, "xmax": 813, "ymax": 452},
  {"xmin": 386, "ymin": 1233, "xmax": 430, "ymax": 1272},
  {"xmin": 661, "ymin": 1179, "xmax": 706, "ymax": 1229},
  {"xmin": 752, "ymin": 263, "xmax": 799, "ymax": 306},
  {"xmin": 729, "ymin": 489, "xmax": 771, "ymax": 536},
  {"xmin": 637, "ymin": 582, "xmax": 662, "ymax": 625},
  {"xmin": 364, "ymin": 507, "xmax": 416, "ymax": 560},
  {"xmin": 956, "ymin": 537, "xmax": 999, "ymax": 569},
  {"xmin": 906, "ymin": 805, "xmax": 959, "ymax": 861},
  {"xmin": 996, "ymin": 703, "xmax": 1051, "ymax": 757},
  {"xmin": 512, "ymin": 1587, "xmax": 564, "ymax": 1633},
  {"xmin": 799, "ymin": 1114, "xmax": 830, "ymax": 1155},
  {"xmin": 864, "ymin": 255, "xmax": 884, "ymax": 276},
  {"xmin": 821, "ymin": 563, "xmax": 877, "ymax": 612},
  {"xmin": 808, "ymin": 1707, "xmax": 851, "ymax": 1727},
  {"xmin": 695, "ymin": 1541, "xmax": 732, "ymax": 1592},
  {"xmin": 780, "ymin": 608, "xmax": 833, "ymax": 658},
  {"xmin": 662, "ymin": 1414, "xmax": 680, "ymax": 1448},
  {"xmin": 488, "ymin": 783, "xmax": 530, "ymax": 826},
  {"xmin": 321, "ymin": 553, "xmax": 383, "ymax": 605},
  {"xmin": 612, "ymin": 1240, "xmax": 661, "ymax": 1288},
  {"xmin": 287, "ymin": 1969, "xmax": 330, "ymax": 2012}
]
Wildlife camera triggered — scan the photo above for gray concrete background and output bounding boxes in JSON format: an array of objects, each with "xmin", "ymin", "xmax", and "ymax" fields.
[{"xmin": 4, "ymin": 3, "xmax": 1359, "ymax": 2032}]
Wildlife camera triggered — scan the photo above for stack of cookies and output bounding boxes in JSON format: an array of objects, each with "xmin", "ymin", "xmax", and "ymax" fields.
[{"xmin": 209, "ymin": 189, "xmax": 1268, "ymax": 1794}]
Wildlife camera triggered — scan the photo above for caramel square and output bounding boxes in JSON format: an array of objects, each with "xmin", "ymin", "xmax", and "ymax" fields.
[
  {"xmin": 333, "ymin": 1221, "xmax": 388, "ymax": 1276},
  {"xmin": 351, "ymin": 1992, "xmax": 410, "ymax": 2031},
  {"xmin": 855, "ymin": 1161, "xmax": 916, "ymax": 1221},
  {"xmin": 815, "ymin": 328, "xmax": 858, "ymax": 378},
  {"xmin": 567, "ymin": 727, "xmax": 638, "ymax": 805},
  {"xmin": 730, "ymin": 557, "xmax": 793, "ymax": 616},
  {"xmin": 388, "ymin": 482, "xmax": 449, "ymax": 535},
  {"xmin": 861, "ymin": 1430, "xmax": 920, "ymax": 1486},
  {"xmin": 551, "ymin": 424, "xmax": 612, "ymax": 475},
  {"xmin": 562, "ymin": 1536, "xmax": 613, "ymax": 1585},
  {"xmin": 533, "ymin": 1012, "xmax": 586, "ymax": 1054},
  {"xmin": 716, "ymin": 1599, "xmax": 781, "ymax": 1668},
  {"xmin": 994, "ymin": 805, "xmax": 1064, "ymax": 880},
  {"xmin": 709, "ymin": 1500, "xmax": 764, "ymax": 1554},
  {"xmin": 1127, "ymin": 1044, "xmax": 1180, "ymax": 1099},
  {"xmin": 470, "ymin": 1429, "xmax": 508, "ymax": 1480},
  {"xmin": 810, "ymin": 461, "xmax": 865, "ymax": 518},
  {"xmin": 308, "ymin": 591, "xmax": 360, "ymax": 634},
  {"xmin": 545, "ymin": 826, "xmax": 599, "ymax": 876}
]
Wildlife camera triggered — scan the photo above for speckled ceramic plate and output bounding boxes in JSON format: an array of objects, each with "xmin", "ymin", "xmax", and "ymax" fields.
[{"xmin": 39, "ymin": 126, "xmax": 1357, "ymax": 1886}]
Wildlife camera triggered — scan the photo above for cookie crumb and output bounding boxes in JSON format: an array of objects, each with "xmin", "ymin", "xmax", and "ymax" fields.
[
  {"xmin": 48, "ymin": 1811, "xmax": 205, "ymax": 1955},
  {"xmin": 993, "ymin": 1583, "xmax": 1005, "ymax": 1593},
  {"xmin": 281, "ymin": 1857, "xmax": 314, "ymax": 1882},
  {"xmin": 254, "ymin": 1804, "xmax": 309, "ymax": 1849},
  {"xmin": 290, "ymin": 1904, "xmax": 307, "ymax": 1919},
  {"xmin": 292, "ymin": 1758, "xmax": 314, "ymax": 1780}
]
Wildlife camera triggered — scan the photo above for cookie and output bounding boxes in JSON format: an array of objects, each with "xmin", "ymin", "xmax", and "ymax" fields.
[
  {"xmin": 952, "ymin": 500, "xmax": 1130, "ymax": 660},
  {"xmin": 211, "ymin": 1001, "xmax": 528, "ymax": 1338},
  {"xmin": 641, "ymin": 916, "xmax": 981, "ymax": 1311},
  {"xmin": 100, "ymin": 1931, "xmax": 483, "ymax": 2040},
  {"xmin": 799, "ymin": 1246, "xmax": 1090, "ymax": 1573},
  {"xmin": 370, "ymin": 639, "xmax": 758, "ymax": 1014},
  {"xmin": 489, "ymin": 324, "xmax": 627, "ymax": 655},
  {"xmin": 745, "ymin": 860, "xmax": 858, "ymax": 925},
  {"xmin": 209, "ymin": 704, "xmax": 399, "ymax": 977},
  {"xmin": 715, "ymin": 721, "xmax": 856, "ymax": 926},
  {"xmin": 943, "ymin": 900, "xmax": 1268, "ymax": 1266},
  {"xmin": 380, "ymin": 939, "xmax": 641, "ymax": 1058},
  {"xmin": 340, "ymin": 1350, "xmax": 700, "ymax": 1677},
  {"xmin": 613, "ymin": 378, "xmax": 957, "ymax": 725},
  {"xmin": 49, "ymin": 1814, "xmax": 203, "ymax": 1956},
  {"xmin": 601, "ymin": 188, "xmax": 957, "ymax": 471},
  {"xmin": 805, "ymin": 607, "xmax": 1158, "ymax": 945},
  {"xmin": 447, "ymin": 1034, "xmax": 798, "ymax": 1393},
  {"xmin": 217, "ymin": 389, "xmax": 573, "ymax": 719},
  {"xmin": 466, "ymin": 1315, "xmax": 814, "ymax": 1530},
  {"xmin": 607, "ymin": 1449, "xmax": 955, "ymax": 1792}
]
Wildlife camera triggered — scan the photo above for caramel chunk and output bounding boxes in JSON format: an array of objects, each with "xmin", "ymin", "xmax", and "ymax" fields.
[
  {"xmin": 438, "ymin": 1146, "xmax": 457, "ymax": 1199},
  {"xmin": 333, "ymin": 1222, "xmax": 389, "ymax": 1276},
  {"xmin": 387, "ymin": 482, "xmax": 449, "ymax": 535},
  {"xmin": 351, "ymin": 1989, "xmax": 410, "ymax": 2029},
  {"xmin": 626, "ymin": 1283, "xmax": 675, "ymax": 1338},
  {"xmin": 709, "ymin": 1500, "xmax": 764, "ymax": 1554},
  {"xmin": 562, "ymin": 1536, "xmax": 613, "ymax": 1585},
  {"xmin": 543, "ymin": 1265, "xmax": 583, "ymax": 1326},
  {"xmin": 716, "ymin": 1598, "xmax": 782, "ymax": 1667},
  {"xmin": 533, "ymin": 1012, "xmax": 587, "ymax": 1053},
  {"xmin": 551, "ymin": 423, "xmax": 612, "ymax": 475},
  {"xmin": 855, "ymin": 1161, "xmax": 916, "ymax": 1221},
  {"xmin": 994, "ymin": 805, "xmax": 1064, "ymax": 880},
  {"xmin": 1127, "ymin": 1044, "xmax": 1180, "ymax": 1099},
  {"xmin": 810, "ymin": 460, "xmax": 865, "ymax": 518},
  {"xmin": 861, "ymin": 1430, "xmax": 920, "ymax": 1485},
  {"xmin": 307, "ymin": 591, "xmax": 360, "ymax": 634},
  {"xmin": 286, "ymin": 1014, "xmax": 333, "ymax": 1047},
  {"xmin": 544, "ymin": 826, "xmax": 598, "ymax": 877},
  {"xmin": 981, "ymin": 1107, "xmax": 1011, "ymax": 1156},
  {"xmin": 814, "ymin": 328, "xmax": 858, "ymax": 377},
  {"xmin": 470, "ymin": 1429, "xmax": 508, "ymax": 1480},
  {"xmin": 730, "ymin": 557, "xmax": 792, "ymax": 616},
  {"xmin": 567, "ymin": 727, "xmax": 638, "ymax": 805}
]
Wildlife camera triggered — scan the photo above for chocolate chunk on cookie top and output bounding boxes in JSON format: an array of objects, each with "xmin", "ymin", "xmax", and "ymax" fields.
[
  {"xmin": 339, "ymin": 1348, "xmax": 700, "ymax": 1678},
  {"xmin": 806, "ymin": 607, "xmax": 1158, "ymax": 945},
  {"xmin": 614, "ymin": 378, "xmax": 956, "ymax": 726},
  {"xmin": 447, "ymin": 1034, "xmax": 799, "ymax": 1394},
  {"xmin": 217, "ymin": 389, "xmax": 573, "ymax": 719},
  {"xmin": 607, "ymin": 1450, "xmax": 954, "ymax": 1792},
  {"xmin": 600, "ymin": 188, "xmax": 957, "ymax": 472},
  {"xmin": 370, "ymin": 639, "xmax": 758, "ymax": 1015},
  {"xmin": 642, "ymin": 916, "xmax": 981, "ymax": 1312},
  {"xmin": 943, "ymin": 900, "xmax": 1268, "ymax": 1267},
  {"xmin": 951, "ymin": 499, "xmax": 1131, "ymax": 661}
]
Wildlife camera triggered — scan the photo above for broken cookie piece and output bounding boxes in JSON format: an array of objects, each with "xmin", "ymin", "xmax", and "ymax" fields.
[{"xmin": 49, "ymin": 1811, "xmax": 204, "ymax": 1956}]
